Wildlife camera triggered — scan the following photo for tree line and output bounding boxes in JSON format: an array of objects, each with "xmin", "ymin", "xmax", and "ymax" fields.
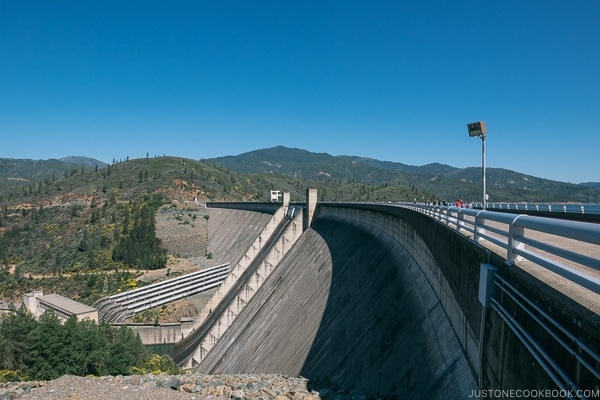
[
  {"xmin": 112, "ymin": 202, "xmax": 168, "ymax": 270},
  {"xmin": 0, "ymin": 305, "xmax": 178, "ymax": 382}
]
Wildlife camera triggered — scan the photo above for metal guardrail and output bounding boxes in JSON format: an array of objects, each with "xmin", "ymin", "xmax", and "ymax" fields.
[
  {"xmin": 400, "ymin": 204, "xmax": 600, "ymax": 294},
  {"xmin": 474, "ymin": 202, "xmax": 600, "ymax": 214}
]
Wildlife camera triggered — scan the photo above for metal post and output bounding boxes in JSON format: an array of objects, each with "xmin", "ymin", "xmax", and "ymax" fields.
[
  {"xmin": 467, "ymin": 121, "xmax": 488, "ymax": 211},
  {"xmin": 482, "ymin": 133, "xmax": 486, "ymax": 210}
]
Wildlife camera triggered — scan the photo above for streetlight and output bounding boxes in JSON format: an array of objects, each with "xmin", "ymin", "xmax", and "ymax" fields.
[{"xmin": 467, "ymin": 121, "xmax": 487, "ymax": 210}]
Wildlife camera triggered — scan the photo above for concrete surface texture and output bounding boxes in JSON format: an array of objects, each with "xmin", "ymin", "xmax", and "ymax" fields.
[
  {"xmin": 206, "ymin": 208, "xmax": 273, "ymax": 267},
  {"xmin": 198, "ymin": 216, "xmax": 477, "ymax": 398}
]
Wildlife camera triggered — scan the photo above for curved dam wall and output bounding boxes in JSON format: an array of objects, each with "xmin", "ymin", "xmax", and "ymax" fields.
[
  {"xmin": 195, "ymin": 203, "xmax": 600, "ymax": 396},
  {"xmin": 197, "ymin": 203, "xmax": 480, "ymax": 398}
]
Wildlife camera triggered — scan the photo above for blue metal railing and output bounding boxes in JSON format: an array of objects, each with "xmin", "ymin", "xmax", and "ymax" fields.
[
  {"xmin": 400, "ymin": 204, "xmax": 600, "ymax": 294},
  {"xmin": 474, "ymin": 202, "xmax": 600, "ymax": 215}
]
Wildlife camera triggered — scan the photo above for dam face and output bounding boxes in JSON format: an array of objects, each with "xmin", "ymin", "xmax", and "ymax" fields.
[
  {"xmin": 177, "ymin": 202, "xmax": 600, "ymax": 395},
  {"xmin": 198, "ymin": 214, "xmax": 477, "ymax": 398}
]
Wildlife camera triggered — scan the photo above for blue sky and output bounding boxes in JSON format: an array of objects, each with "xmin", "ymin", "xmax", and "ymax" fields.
[{"xmin": 1, "ymin": 1, "xmax": 599, "ymax": 184}]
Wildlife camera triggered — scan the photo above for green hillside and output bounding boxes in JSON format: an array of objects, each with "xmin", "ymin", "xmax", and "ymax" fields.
[
  {"xmin": 0, "ymin": 155, "xmax": 431, "ymax": 306},
  {"xmin": 0, "ymin": 157, "xmax": 253, "ymax": 305},
  {"xmin": 0, "ymin": 157, "xmax": 108, "ymax": 192}
]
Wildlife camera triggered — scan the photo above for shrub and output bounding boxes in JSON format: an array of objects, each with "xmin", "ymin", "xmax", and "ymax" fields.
[{"xmin": 0, "ymin": 369, "xmax": 27, "ymax": 383}]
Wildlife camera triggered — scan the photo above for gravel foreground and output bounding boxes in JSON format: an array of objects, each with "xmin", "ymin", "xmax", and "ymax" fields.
[{"xmin": 1, "ymin": 373, "xmax": 370, "ymax": 400}]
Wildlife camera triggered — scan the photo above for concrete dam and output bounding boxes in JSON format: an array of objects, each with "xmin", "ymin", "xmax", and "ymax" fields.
[{"xmin": 173, "ymin": 193, "xmax": 600, "ymax": 399}]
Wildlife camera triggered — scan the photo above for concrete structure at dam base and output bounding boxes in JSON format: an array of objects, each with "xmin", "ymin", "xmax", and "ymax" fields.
[{"xmin": 115, "ymin": 318, "xmax": 195, "ymax": 346}]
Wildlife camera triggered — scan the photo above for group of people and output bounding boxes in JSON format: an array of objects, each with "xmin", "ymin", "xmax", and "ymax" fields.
[
  {"xmin": 412, "ymin": 198, "xmax": 474, "ymax": 208},
  {"xmin": 455, "ymin": 199, "xmax": 473, "ymax": 208},
  {"xmin": 412, "ymin": 199, "xmax": 473, "ymax": 208}
]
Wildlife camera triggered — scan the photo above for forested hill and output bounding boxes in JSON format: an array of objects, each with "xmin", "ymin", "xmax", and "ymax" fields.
[
  {"xmin": 0, "ymin": 156, "xmax": 433, "ymax": 303},
  {"xmin": 2, "ymin": 148, "xmax": 600, "ymax": 204},
  {"xmin": 0, "ymin": 157, "xmax": 253, "ymax": 306},
  {"xmin": 0, "ymin": 157, "xmax": 108, "ymax": 192},
  {"xmin": 209, "ymin": 146, "xmax": 600, "ymax": 203},
  {"xmin": 0, "ymin": 156, "xmax": 265, "ymax": 204}
]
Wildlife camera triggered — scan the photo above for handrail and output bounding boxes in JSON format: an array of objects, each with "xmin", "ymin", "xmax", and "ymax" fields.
[
  {"xmin": 399, "ymin": 204, "xmax": 600, "ymax": 294},
  {"xmin": 477, "ymin": 202, "xmax": 599, "ymax": 214}
]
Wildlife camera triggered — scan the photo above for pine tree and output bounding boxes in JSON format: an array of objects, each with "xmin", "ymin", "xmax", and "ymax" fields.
[
  {"xmin": 0, "ymin": 304, "xmax": 36, "ymax": 371},
  {"xmin": 112, "ymin": 203, "xmax": 167, "ymax": 270}
]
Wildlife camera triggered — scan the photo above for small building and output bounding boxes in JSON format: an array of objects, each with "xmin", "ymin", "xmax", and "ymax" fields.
[
  {"xmin": 270, "ymin": 190, "xmax": 282, "ymax": 202},
  {"xmin": 23, "ymin": 291, "xmax": 98, "ymax": 323}
]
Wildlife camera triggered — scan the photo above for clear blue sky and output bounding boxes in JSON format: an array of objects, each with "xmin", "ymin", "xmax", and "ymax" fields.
[{"xmin": 1, "ymin": 1, "xmax": 599, "ymax": 184}]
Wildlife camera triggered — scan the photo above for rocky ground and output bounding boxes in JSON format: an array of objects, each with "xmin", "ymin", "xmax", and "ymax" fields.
[
  {"xmin": 155, "ymin": 202, "xmax": 210, "ymax": 260},
  {"xmin": 1, "ymin": 373, "xmax": 369, "ymax": 400}
]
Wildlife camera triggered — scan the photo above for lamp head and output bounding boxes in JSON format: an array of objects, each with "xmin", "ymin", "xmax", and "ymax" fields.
[{"xmin": 467, "ymin": 121, "xmax": 487, "ymax": 137}]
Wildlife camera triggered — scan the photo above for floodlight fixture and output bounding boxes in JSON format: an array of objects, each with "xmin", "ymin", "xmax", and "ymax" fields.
[
  {"xmin": 467, "ymin": 121, "xmax": 487, "ymax": 137},
  {"xmin": 467, "ymin": 121, "xmax": 488, "ymax": 209}
]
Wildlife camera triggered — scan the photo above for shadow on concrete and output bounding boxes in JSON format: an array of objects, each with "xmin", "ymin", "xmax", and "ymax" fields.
[
  {"xmin": 197, "ymin": 215, "xmax": 476, "ymax": 398},
  {"xmin": 300, "ymin": 217, "xmax": 476, "ymax": 398}
]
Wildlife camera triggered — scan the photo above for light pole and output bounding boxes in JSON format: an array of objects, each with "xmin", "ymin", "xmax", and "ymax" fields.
[{"xmin": 467, "ymin": 121, "xmax": 487, "ymax": 210}]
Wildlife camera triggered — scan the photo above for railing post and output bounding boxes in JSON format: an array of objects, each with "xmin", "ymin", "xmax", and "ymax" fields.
[
  {"xmin": 444, "ymin": 208, "xmax": 450, "ymax": 227},
  {"xmin": 457, "ymin": 208, "xmax": 466, "ymax": 234},
  {"xmin": 449, "ymin": 207, "xmax": 458, "ymax": 230},
  {"xmin": 474, "ymin": 210, "xmax": 486, "ymax": 242},
  {"xmin": 507, "ymin": 215, "xmax": 526, "ymax": 265}
]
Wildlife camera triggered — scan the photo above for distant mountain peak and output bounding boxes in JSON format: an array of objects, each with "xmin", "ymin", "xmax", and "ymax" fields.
[
  {"xmin": 59, "ymin": 156, "xmax": 108, "ymax": 167},
  {"xmin": 207, "ymin": 146, "xmax": 600, "ymax": 202}
]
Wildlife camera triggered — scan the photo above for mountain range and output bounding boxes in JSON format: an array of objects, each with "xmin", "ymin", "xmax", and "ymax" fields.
[
  {"xmin": 0, "ymin": 157, "xmax": 108, "ymax": 189},
  {"xmin": 209, "ymin": 146, "xmax": 600, "ymax": 203},
  {"xmin": 1, "ymin": 147, "xmax": 599, "ymax": 203}
]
